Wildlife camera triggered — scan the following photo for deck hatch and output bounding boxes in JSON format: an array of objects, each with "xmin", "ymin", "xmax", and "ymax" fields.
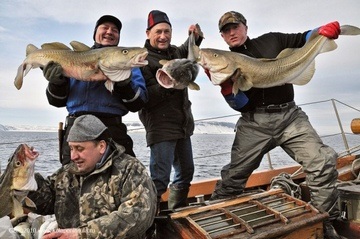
[{"xmin": 168, "ymin": 189, "xmax": 327, "ymax": 239}]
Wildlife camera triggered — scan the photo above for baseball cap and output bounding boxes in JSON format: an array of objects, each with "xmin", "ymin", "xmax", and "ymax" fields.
[{"xmin": 218, "ymin": 11, "xmax": 247, "ymax": 32}]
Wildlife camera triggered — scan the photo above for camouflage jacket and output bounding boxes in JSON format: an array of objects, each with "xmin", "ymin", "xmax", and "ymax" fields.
[{"xmin": 28, "ymin": 141, "xmax": 157, "ymax": 239}]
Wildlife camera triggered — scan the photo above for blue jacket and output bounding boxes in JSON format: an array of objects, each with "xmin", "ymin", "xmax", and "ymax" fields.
[{"xmin": 46, "ymin": 67, "xmax": 148, "ymax": 116}]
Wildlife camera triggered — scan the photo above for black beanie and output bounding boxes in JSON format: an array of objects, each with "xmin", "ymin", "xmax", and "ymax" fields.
[
  {"xmin": 147, "ymin": 10, "xmax": 171, "ymax": 30},
  {"xmin": 93, "ymin": 15, "xmax": 122, "ymax": 41}
]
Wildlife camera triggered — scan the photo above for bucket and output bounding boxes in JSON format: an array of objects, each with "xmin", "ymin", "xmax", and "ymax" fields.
[
  {"xmin": 338, "ymin": 185, "xmax": 360, "ymax": 221},
  {"xmin": 351, "ymin": 118, "xmax": 360, "ymax": 134}
]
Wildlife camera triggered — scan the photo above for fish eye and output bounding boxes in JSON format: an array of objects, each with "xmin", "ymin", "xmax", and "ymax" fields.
[
  {"xmin": 122, "ymin": 49, "xmax": 129, "ymax": 55},
  {"xmin": 214, "ymin": 53, "xmax": 219, "ymax": 58},
  {"xmin": 15, "ymin": 160, "xmax": 21, "ymax": 167}
]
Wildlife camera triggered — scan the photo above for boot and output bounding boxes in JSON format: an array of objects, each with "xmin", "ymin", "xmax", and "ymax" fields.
[
  {"xmin": 323, "ymin": 220, "xmax": 344, "ymax": 239},
  {"xmin": 168, "ymin": 184, "xmax": 189, "ymax": 210}
]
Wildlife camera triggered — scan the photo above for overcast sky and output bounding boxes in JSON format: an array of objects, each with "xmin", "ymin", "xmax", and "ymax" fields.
[{"xmin": 1, "ymin": 0, "xmax": 360, "ymax": 135}]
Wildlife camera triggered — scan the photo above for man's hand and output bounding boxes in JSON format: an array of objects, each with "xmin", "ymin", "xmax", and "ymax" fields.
[
  {"xmin": 188, "ymin": 23, "xmax": 204, "ymax": 40},
  {"xmin": 43, "ymin": 61, "xmax": 67, "ymax": 85},
  {"xmin": 318, "ymin": 21, "xmax": 340, "ymax": 39},
  {"xmin": 42, "ymin": 229, "xmax": 79, "ymax": 239}
]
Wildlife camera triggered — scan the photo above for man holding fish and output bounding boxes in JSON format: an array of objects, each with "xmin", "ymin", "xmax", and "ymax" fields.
[
  {"xmin": 43, "ymin": 15, "xmax": 148, "ymax": 165},
  {"xmin": 138, "ymin": 10, "xmax": 203, "ymax": 211},
  {"xmin": 209, "ymin": 11, "xmax": 342, "ymax": 239},
  {"xmin": 27, "ymin": 114, "xmax": 157, "ymax": 239}
]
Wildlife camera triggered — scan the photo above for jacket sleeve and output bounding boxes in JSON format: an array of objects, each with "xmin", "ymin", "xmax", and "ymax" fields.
[
  {"xmin": 81, "ymin": 158, "xmax": 157, "ymax": 239},
  {"xmin": 113, "ymin": 68, "xmax": 148, "ymax": 112},
  {"xmin": 46, "ymin": 79, "xmax": 70, "ymax": 107}
]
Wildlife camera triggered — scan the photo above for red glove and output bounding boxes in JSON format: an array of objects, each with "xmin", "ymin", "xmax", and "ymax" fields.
[
  {"xmin": 318, "ymin": 21, "xmax": 340, "ymax": 39},
  {"xmin": 220, "ymin": 79, "xmax": 233, "ymax": 96}
]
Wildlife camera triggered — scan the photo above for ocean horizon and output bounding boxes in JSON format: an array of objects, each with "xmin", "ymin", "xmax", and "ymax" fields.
[{"xmin": 1, "ymin": 130, "xmax": 360, "ymax": 182}]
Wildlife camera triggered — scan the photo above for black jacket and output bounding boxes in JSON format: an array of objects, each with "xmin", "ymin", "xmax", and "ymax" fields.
[
  {"xmin": 139, "ymin": 36, "xmax": 202, "ymax": 146},
  {"xmin": 230, "ymin": 31, "xmax": 308, "ymax": 112}
]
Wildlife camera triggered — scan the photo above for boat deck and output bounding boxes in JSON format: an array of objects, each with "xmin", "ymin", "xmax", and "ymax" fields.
[{"xmin": 157, "ymin": 189, "xmax": 328, "ymax": 239}]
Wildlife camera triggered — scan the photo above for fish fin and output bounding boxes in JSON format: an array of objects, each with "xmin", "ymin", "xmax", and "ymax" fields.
[
  {"xmin": 340, "ymin": 25, "xmax": 360, "ymax": 36},
  {"xmin": 159, "ymin": 59, "xmax": 168, "ymax": 66},
  {"xmin": 14, "ymin": 63, "xmax": 25, "ymax": 89},
  {"xmin": 41, "ymin": 42, "xmax": 71, "ymax": 50},
  {"xmin": 12, "ymin": 197, "xmax": 25, "ymax": 218},
  {"xmin": 105, "ymin": 80, "xmax": 115, "ymax": 92},
  {"xmin": 70, "ymin": 41, "xmax": 91, "ymax": 51},
  {"xmin": 14, "ymin": 63, "xmax": 33, "ymax": 90},
  {"xmin": 25, "ymin": 44, "xmax": 38, "ymax": 56},
  {"xmin": 236, "ymin": 75, "xmax": 253, "ymax": 92},
  {"xmin": 319, "ymin": 39, "xmax": 337, "ymax": 53},
  {"xmin": 290, "ymin": 60, "xmax": 315, "ymax": 86},
  {"xmin": 23, "ymin": 196, "xmax": 37, "ymax": 209},
  {"xmin": 188, "ymin": 82, "xmax": 200, "ymax": 91}
]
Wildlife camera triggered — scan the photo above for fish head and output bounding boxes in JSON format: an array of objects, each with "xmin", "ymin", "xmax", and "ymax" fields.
[
  {"xmin": 100, "ymin": 47, "xmax": 149, "ymax": 70},
  {"xmin": 10, "ymin": 144, "xmax": 39, "ymax": 191},
  {"xmin": 156, "ymin": 58, "xmax": 200, "ymax": 90},
  {"xmin": 198, "ymin": 48, "xmax": 239, "ymax": 85}
]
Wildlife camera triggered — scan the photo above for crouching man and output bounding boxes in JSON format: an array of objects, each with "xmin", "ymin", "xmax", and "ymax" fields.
[{"xmin": 28, "ymin": 114, "xmax": 157, "ymax": 239}]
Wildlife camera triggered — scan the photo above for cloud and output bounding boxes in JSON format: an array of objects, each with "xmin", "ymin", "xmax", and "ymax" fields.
[{"xmin": 1, "ymin": 0, "xmax": 360, "ymax": 130}]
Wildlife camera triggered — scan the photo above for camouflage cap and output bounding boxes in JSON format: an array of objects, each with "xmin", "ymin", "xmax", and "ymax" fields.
[
  {"xmin": 67, "ymin": 115, "xmax": 108, "ymax": 142},
  {"xmin": 218, "ymin": 11, "xmax": 247, "ymax": 32}
]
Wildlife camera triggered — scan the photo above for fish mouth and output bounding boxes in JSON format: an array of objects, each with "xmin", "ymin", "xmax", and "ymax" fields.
[
  {"xmin": 24, "ymin": 144, "xmax": 39, "ymax": 160},
  {"xmin": 132, "ymin": 51, "xmax": 149, "ymax": 66},
  {"xmin": 156, "ymin": 69, "xmax": 175, "ymax": 88}
]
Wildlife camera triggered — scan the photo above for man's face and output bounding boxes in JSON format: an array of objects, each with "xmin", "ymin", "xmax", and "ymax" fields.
[
  {"xmin": 146, "ymin": 22, "xmax": 172, "ymax": 50},
  {"xmin": 221, "ymin": 23, "xmax": 248, "ymax": 48},
  {"xmin": 95, "ymin": 22, "xmax": 120, "ymax": 46},
  {"xmin": 69, "ymin": 140, "xmax": 106, "ymax": 174}
]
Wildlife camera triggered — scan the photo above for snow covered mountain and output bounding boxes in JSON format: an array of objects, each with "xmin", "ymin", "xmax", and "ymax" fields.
[{"xmin": 0, "ymin": 121, "xmax": 236, "ymax": 134}]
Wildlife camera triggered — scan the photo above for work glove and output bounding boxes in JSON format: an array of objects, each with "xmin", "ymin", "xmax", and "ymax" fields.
[
  {"xmin": 318, "ymin": 21, "xmax": 340, "ymax": 39},
  {"xmin": 43, "ymin": 61, "xmax": 67, "ymax": 85}
]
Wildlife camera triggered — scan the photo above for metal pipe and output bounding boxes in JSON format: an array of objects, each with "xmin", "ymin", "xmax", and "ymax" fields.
[{"xmin": 331, "ymin": 99, "xmax": 350, "ymax": 154}]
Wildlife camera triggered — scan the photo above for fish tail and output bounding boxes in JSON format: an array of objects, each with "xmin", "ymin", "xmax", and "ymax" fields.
[{"xmin": 340, "ymin": 25, "xmax": 360, "ymax": 36}]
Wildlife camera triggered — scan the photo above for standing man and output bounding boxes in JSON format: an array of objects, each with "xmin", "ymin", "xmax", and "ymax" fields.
[
  {"xmin": 210, "ymin": 11, "xmax": 342, "ymax": 239},
  {"xmin": 139, "ymin": 10, "xmax": 203, "ymax": 210},
  {"xmin": 44, "ymin": 15, "xmax": 147, "ymax": 165},
  {"xmin": 28, "ymin": 114, "xmax": 157, "ymax": 239}
]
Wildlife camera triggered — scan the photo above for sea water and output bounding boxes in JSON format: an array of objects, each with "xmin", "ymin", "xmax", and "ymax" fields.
[{"xmin": 1, "ymin": 131, "xmax": 360, "ymax": 181}]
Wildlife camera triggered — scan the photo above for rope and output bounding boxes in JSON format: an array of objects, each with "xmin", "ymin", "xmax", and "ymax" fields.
[{"xmin": 270, "ymin": 172, "xmax": 302, "ymax": 199}]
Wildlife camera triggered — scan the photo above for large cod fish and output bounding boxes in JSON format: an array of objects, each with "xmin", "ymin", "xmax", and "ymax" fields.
[
  {"xmin": 0, "ymin": 144, "xmax": 38, "ymax": 218},
  {"xmin": 14, "ymin": 41, "xmax": 148, "ymax": 92},
  {"xmin": 198, "ymin": 25, "xmax": 360, "ymax": 94},
  {"xmin": 155, "ymin": 24, "xmax": 202, "ymax": 90}
]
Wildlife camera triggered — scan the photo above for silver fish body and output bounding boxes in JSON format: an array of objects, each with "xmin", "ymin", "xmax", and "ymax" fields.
[
  {"xmin": 14, "ymin": 41, "xmax": 148, "ymax": 91},
  {"xmin": 0, "ymin": 144, "xmax": 38, "ymax": 218},
  {"xmin": 155, "ymin": 24, "xmax": 202, "ymax": 90},
  {"xmin": 198, "ymin": 25, "xmax": 360, "ymax": 94}
]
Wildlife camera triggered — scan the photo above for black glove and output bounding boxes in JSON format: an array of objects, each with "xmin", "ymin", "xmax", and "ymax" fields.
[{"xmin": 43, "ymin": 61, "xmax": 67, "ymax": 85}]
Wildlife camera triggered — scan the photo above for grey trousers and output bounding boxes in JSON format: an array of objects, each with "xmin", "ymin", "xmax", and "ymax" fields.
[{"xmin": 212, "ymin": 106, "xmax": 339, "ymax": 220}]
